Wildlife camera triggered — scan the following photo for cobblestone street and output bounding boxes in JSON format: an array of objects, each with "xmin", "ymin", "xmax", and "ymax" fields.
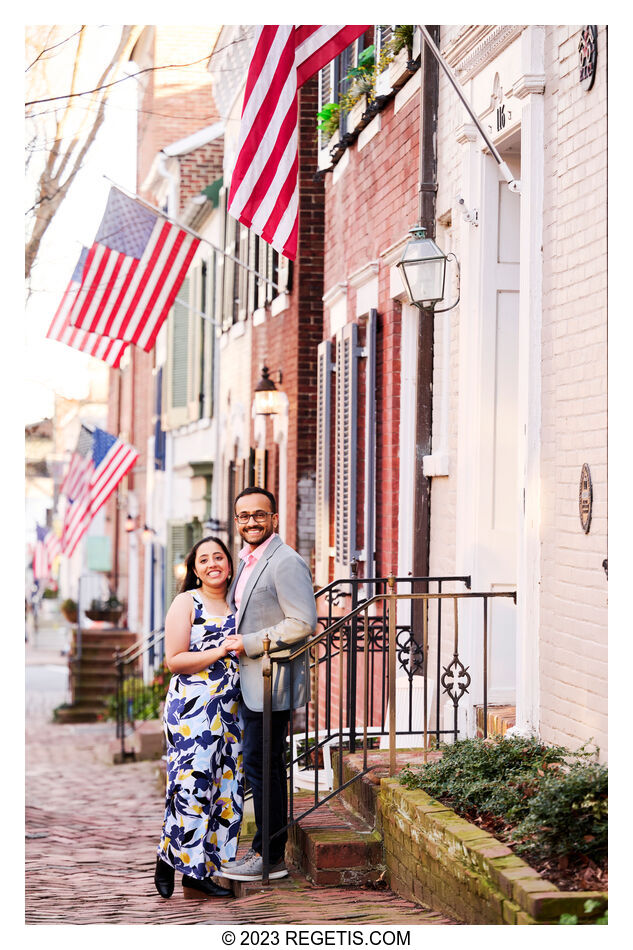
[{"xmin": 25, "ymin": 620, "xmax": 456, "ymax": 928}]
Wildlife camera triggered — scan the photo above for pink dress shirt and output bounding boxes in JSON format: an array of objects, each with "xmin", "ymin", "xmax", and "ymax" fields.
[{"xmin": 234, "ymin": 533, "xmax": 278, "ymax": 614}]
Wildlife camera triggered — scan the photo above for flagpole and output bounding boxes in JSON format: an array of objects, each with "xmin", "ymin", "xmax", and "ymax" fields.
[
  {"xmin": 103, "ymin": 176, "xmax": 282, "ymax": 290},
  {"xmin": 418, "ymin": 26, "xmax": 521, "ymax": 193}
]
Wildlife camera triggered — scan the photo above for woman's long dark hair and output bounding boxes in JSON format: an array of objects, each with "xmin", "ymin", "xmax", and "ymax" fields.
[{"xmin": 179, "ymin": 536, "xmax": 234, "ymax": 594}]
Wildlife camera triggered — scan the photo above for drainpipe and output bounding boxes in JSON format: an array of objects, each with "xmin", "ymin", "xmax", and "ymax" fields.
[{"xmin": 412, "ymin": 25, "xmax": 440, "ymax": 592}]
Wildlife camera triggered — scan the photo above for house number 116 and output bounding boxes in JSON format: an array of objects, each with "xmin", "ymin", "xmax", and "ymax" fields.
[{"xmin": 496, "ymin": 104, "xmax": 506, "ymax": 132}]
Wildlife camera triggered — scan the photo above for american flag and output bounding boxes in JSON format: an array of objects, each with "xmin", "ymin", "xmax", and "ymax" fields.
[
  {"xmin": 46, "ymin": 248, "xmax": 129, "ymax": 368},
  {"xmin": 62, "ymin": 427, "xmax": 139, "ymax": 557},
  {"xmin": 68, "ymin": 187, "xmax": 199, "ymax": 352},
  {"xmin": 33, "ymin": 525, "xmax": 61, "ymax": 580},
  {"xmin": 60, "ymin": 424, "xmax": 94, "ymax": 500},
  {"xmin": 228, "ymin": 25, "xmax": 369, "ymax": 260}
]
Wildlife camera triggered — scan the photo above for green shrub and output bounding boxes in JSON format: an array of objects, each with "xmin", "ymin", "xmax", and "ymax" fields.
[
  {"xmin": 400, "ymin": 736, "xmax": 606, "ymax": 865},
  {"xmin": 511, "ymin": 761, "xmax": 607, "ymax": 863}
]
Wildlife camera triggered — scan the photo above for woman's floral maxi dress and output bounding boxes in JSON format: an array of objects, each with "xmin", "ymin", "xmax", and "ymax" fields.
[{"xmin": 157, "ymin": 593, "xmax": 244, "ymax": 879}]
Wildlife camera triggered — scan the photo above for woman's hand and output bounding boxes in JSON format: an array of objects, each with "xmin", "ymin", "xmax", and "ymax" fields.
[{"xmin": 223, "ymin": 634, "xmax": 245, "ymax": 656}]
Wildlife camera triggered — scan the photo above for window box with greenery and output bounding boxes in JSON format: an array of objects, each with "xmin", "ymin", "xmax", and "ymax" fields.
[
  {"xmin": 387, "ymin": 25, "xmax": 416, "ymax": 89},
  {"xmin": 340, "ymin": 44, "xmax": 375, "ymax": 134}
]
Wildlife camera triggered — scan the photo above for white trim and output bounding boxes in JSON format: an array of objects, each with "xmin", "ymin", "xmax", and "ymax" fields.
[
  {"xmin": 272, "ymin": 393, "xmax": 289, "ymax": 539},
  {"xmin": 347, "ymin": 260, "xmax": 379, "ymax": 289},
  {"xmin": 357, "ymin": 113, "xmax": 381, "ymax": 151},
  {"xmin": 253, "ymin": 307, "xmax": 267, "ymax": 327},
  {"xmin": 332, "ymin": 149, "xmax": 350, "ymax": 184},
  {"xmin": 163, "ymin": 122, "xmax": 225, "ymax": 157},
  {"xmin": 515, "ymin": 25, "xmax": 545, "ymax": 735},
  {"xmin": 397, "ymin": 304, "xmax": 418, "ymax": 579},
  {"xmin": 322, "ymin": 281, "xmax": 348, "ymax": 308},
  {"xmin": 229, "ymin": 321, "xmax": 246, "ymax": 340},
  {"xmin": 394, "ymin": 71, "xmax": 420, "ymax": 114},
  {"xmin": 270, "ymin": 293, "xmax": 289, "ymax": 317}
]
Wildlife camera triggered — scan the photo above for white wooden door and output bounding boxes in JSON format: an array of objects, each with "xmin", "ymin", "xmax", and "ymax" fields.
[{"xmin": 477, "ymin": 154, "xmax": 520, "ymax": 702}]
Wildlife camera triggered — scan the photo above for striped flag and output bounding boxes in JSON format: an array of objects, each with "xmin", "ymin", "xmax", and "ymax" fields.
[
  {"xmin": 68, "ymin": 187, "xmax": 199, "ymax": 352},
  {"xmin": 62, "ymin": 427, "xmax": 139, "ymax": 558},
  {"xmin": 60, "ymin": 424, "xmax": 94, "ymax": 500},
  {"xmin": 46, "ymin": 248, "xmax": 129, "ymax": 368},
  {"xmin": 228, "ymin": 25, "xmax": 369, "ymax": 260},
  {"xmin": 33, "ymin": 525, "xmax": 61, "ymax": 580}
]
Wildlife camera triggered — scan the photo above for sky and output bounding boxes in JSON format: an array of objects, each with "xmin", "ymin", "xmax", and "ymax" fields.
[{"xmin": 24, "ymin": 25, "xmax": 138, "ymax": 425}]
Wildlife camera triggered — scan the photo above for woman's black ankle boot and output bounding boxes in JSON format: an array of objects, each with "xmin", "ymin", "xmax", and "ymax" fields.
[
  {"xmin": 154, "ymin": 857, "xmax": 175, "ymax": 898},
  {"xmin": 182, "ymin": 875, "xmax": 233, "ymax": 898}
]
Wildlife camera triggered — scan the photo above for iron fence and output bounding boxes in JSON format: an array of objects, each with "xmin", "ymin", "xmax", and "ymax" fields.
[{"xmin": 260, "ymin": 578, "xmax": 517, "ymax": 882}]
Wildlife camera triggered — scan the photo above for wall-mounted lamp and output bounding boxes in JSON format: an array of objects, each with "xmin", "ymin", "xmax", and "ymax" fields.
[
  {"xmin": 396, "ymin": 226, "xmax": 460, "ymax": 313},
  {"xmin": 254, "ymin": 366, "xmax": 284, "ymax": 416},
  {"xmin": 124, "ymin": 513, "xmax": 136, "ymax": 533},
  {"xmin": 141, "ymin": 524, "xmax": 155, "ymax": 544},
  {"xmin": 173, "ymin": 554, "xmax": 187, "ymax": 582}
]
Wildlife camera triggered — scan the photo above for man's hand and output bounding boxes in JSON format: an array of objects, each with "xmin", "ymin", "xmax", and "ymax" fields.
[{"xmin": 223, "ymin": 634, "xmax": 245, "ymax": 656}]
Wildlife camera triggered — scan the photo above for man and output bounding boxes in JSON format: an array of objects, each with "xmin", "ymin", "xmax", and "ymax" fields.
[{"xmin": 222, "ymin": 487, "xmax": 317, "ymax": 882}]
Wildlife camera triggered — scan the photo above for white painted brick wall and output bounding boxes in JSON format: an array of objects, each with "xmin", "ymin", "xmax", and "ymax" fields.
[
  {"xmin": 429, "ymin": 26, "xmax": 607, "ymax": 757},
  {"xmin": 539, "ymin": 25, "xmax": 607, "ymax": 760}
]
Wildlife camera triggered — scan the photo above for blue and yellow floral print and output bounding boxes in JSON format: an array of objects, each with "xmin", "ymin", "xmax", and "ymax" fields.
[{"xmin": 157, "ymin": 594, "xmax": 244, "ymax": 879}]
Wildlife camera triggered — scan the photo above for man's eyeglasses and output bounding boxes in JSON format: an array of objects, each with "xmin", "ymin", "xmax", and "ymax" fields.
[{"xmin": 235, "ymin": 510, "xmax": 273, "ymax": 525}]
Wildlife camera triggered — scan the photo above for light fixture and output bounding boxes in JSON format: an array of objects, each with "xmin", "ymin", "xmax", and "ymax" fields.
[
  {"xmin": 396, "ymin": 226, "xmax": 460, "ymax": 312},
  {"xmin": 173, "ymin": 554, "xmax": 187, "ymax": 581},
  {"xmin": 254, "ymin": 366, "xmax": 284, "ymax": 416},
  {"xmin": 124, "ymin": 513, "xmax": 136, "ymax": 533},
  {"xmin": 141, "ymin": 524, "xmax": 155, "ymax": 544}
]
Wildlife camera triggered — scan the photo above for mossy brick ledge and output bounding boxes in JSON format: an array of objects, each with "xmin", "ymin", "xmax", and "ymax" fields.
[{"xmin": 379, "ymin": 778, "xmax": 607, "ymax": 925}]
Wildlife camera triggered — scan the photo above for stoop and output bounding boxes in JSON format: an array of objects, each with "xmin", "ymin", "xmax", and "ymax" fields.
[{"xmin": 287, "ymin": 791, "xmax": 385, "ymax": 887}]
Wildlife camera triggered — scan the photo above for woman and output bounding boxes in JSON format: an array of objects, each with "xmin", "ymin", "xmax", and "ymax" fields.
[{"xmin": 154, "ymin": 536, "xmax": 243, "ymax": 899}]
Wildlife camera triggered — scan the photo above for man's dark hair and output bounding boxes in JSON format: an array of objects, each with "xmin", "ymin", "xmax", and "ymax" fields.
[{"xmin": 234, "ymin": 486, "xmax": 277, "ymax": 513}]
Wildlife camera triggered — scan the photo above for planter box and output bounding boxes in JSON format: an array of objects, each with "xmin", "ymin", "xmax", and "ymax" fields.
[
  {"xmin": 388, "ymin": 48, "xmax": 416, "ymax": 90},
  {"xmin": 85, "ymin": 608, "xmax": 124, "ymax": 624},
  {"xmin": 346, "ymin": 95, "xmax": 369, "ymax": 134},
  {"xmin": 379, "ymin": 778, "xmax": 607, "ymax": 925}
]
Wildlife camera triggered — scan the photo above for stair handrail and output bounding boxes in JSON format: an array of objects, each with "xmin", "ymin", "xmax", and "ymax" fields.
[{"xmin": 259, "ymin": 582, "xmax": 517, "ymax": 883}]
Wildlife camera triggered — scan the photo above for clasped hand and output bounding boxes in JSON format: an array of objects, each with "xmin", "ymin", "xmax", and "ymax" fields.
[{"xmin": 222, "ymin": 634, "xmax": 245, "ymax": 656}]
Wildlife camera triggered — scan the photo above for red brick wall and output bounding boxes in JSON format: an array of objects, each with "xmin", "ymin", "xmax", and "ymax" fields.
[
  {"xmin": 136, "ymin": 27, "xmax": 220, "ymax": 202},
  {"xmin": 250, "ymin": 79, "xmax": 325, "ymax": 566},
  {"xmin": 322, "ymin": 87, "xmax": 420, "ymax": 580}
]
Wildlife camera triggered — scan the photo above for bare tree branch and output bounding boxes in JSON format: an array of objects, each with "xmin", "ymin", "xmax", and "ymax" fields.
[{"xmin": 25, "ymin": 25, "xmax": 143, "ymax": 281}]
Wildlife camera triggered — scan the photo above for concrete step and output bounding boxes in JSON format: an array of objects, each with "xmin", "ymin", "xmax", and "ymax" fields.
[{"xmin": 54, "ymin": 702, "xmax": 106, "ymax": 723}]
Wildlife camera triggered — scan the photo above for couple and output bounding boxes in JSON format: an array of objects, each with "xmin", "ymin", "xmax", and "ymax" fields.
[{"xmin": 154, "ymin": 487, "xmax": 317, "ymax": 899}]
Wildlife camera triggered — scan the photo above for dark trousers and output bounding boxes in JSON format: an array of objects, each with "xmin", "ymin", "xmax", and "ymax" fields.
[{"xmin": 241, "ymin": 704, "xmax": 290, "ymax": 864}]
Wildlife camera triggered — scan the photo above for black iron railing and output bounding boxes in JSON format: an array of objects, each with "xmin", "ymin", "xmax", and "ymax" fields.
[
  {"xmin": 113, "ymin": 627, "xmax": 165, "ymax": 761},
  {"xmin": 259, "ymin": 577, "xmax": 517, "ymax": 883}
]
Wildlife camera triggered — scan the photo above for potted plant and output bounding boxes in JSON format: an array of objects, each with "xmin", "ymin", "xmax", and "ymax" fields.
[
  {"xmin": 340, "ymin": 45, "xmax": 375, "ymax": 133},
  {"xmin": 388, "ymin": 26, "xmax": 417, "ymax": 89},
  {"xmin": 85, "ymin": 594, "xmax": 124, "ymax": 624},
  {"xmin": 316, "ymin": 101, "xmax": 341, "ymax": 144},
  {"xmin": 60, "ymin": 598, "xmax": 78, "ymax": 624}
]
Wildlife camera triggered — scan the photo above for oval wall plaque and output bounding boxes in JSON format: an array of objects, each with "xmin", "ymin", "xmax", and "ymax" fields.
[
  {"xmin": 579, "ymin": 463, "xmax": 593, "ymax": 533},
  {"xmin": 578, "ymin": 26, "xmax": 598, "ymax": 92}
]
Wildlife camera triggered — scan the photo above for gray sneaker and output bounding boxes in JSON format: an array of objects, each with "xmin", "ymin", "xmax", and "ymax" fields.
[
  {"xmin": 222, "ymin": 851, "xmax": 288, "ymax": 881},
  {"xmin": 222, "ymin": 847, "xmax": 257, "ymax": 872}
]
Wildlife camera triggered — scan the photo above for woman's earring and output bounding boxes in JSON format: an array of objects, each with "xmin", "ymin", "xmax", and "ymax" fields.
[{"xmin": 196, "ymin": 576, "xmax": 202, "ymax": 587}]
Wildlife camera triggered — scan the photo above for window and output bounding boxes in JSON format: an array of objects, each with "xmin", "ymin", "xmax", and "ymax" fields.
[{"xmin": 163, "ymin": 258, "xmax": 216, "ymax": 429}]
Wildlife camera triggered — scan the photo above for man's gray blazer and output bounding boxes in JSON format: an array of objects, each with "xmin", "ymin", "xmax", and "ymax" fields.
[{"xmin": 227, "ymin": 535, "xmax": 317, "ymax": 712}]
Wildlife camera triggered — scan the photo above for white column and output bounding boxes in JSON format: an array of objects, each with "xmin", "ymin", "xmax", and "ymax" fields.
[{"xmin": 515, "ymin": 26, "xmax": 546, "ymax": 733}]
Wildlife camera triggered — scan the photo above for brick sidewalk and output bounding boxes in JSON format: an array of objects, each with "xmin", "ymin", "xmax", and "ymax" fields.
[{"xmin": 25, "ymin": 702, "xmax": 457, "ymax": 925}]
